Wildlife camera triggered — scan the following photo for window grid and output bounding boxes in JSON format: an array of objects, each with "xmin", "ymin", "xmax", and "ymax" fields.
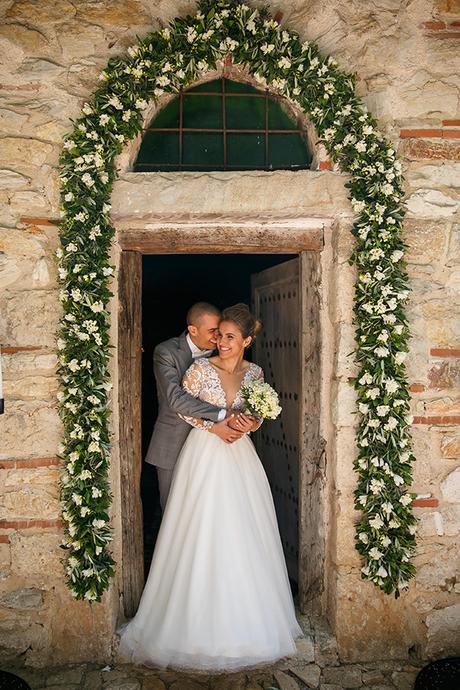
[{"xmin": 134, "ymin": 78, "xmax": 309, "ymax": 172}]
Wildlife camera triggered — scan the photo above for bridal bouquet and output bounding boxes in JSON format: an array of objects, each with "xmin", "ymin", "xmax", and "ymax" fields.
[{"xmin": 240, "ymin": 379, "xmax": 282, "ymax": 420}]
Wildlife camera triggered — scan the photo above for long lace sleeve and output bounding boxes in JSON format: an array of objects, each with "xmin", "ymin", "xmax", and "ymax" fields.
[{"xmin": 178, "ymin": 362, "xmax": 215, "ymax": 431}]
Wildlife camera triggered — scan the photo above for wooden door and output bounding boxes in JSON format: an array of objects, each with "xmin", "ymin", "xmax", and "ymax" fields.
[
  {"xmin": 251, "ymin": 258, "xmax": 301, "ymax": 583},
  {"xmin": 251, "ymin": 254, "xmax": 324, "ymax": 609}
]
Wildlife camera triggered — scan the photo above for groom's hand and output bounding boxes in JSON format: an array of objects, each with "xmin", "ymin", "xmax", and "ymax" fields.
[
  {"xmin": 228, "ymin": 413, "xmax": 258, "ymax": 433},
  {"xmin": 209, "ymin": 417, "xmax": 244, "ymax": 444}
]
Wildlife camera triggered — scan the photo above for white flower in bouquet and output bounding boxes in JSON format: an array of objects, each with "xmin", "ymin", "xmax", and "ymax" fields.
[{"xmin": 240, "ymin": 379, "xmax": 282, "ymax": 420}]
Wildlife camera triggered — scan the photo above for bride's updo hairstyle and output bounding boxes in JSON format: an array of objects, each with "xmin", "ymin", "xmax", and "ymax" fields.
[{"xmin": 221, "ymin": 303, "xmax": 262, "ymax": 344}]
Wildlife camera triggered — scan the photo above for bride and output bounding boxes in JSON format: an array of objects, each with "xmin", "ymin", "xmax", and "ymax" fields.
[{"xmin": 118, "ymin": 304, "xmax": 302, "ymax": 671}]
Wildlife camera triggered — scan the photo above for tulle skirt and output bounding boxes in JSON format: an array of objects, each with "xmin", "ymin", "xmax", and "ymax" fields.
[{"xmin": 118, "ymin": 429, "xmax": 302, "ymax": 671}]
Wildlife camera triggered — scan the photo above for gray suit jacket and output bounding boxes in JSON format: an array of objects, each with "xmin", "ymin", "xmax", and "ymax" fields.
[{"xmin": 145, "ymin": 333, "xmax": 222, "ymax": 470}]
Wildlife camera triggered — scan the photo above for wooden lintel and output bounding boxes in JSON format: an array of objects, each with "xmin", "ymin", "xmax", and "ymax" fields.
[{"xmin": 118, "ymin": 226, "xmax": 324, "ymax": 253}]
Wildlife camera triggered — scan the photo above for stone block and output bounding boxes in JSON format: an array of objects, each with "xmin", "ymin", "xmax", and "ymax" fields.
[
  {"xmin": 274, "ymin": 671, "xmax": 300, "ymax": 690},
  {"xmin": 426, "ymin": 603, "xmax": 460, "ymax": 656},
  {"xmin": 0, "ymin": 169, "xmax": 29, "ymax": 190},
  {"xmin": 9, "ymin": 531, "xmax": 62, "ymax": 583},
  {"xmin": 75, "ymin": 0, "xmax": 151, "ymax": 28},
  {"xmin": 440, "ymin": 432, "xmax": 460, "ymax": 458},
  {"xmin": 436, "ymin": 1, "xmax": 460, "ymax": 14},
  {"xmin": 295, "ymin": 635, "xmax": 315, "ymax": 663},
  {"xmin": 0, "ymin": 586, "xmax": 44, "ymax": 609},
  {"xmin": 5, "ymin": 0, "xmax": 76, "ymax": 24},
  {"xmin": 391, "ymin": 670, "xmax": 419, "ymax": 690},
  {"xmin": 3, "ymin": 351, "xmax": 57, "ymax": 377},
  {"xmin": 407, "ymin": 162, "xmax": 460, "ymax": 191},
  {"xmin": 0, "ymin": 468, "xmax": 61, "ymax": 520},
  {"xmin": 335, "ymin": 322, "xmax": 358, "ymax": 379},
  {"xmin": 406, "ymin": 189, "xmax": 459, "ymax": 218},
  {"xmin": 333, "ymin": 381, "xmax": 357, "ymax": 428},
  {"xmin": 0, "ymin": 617, "xmax": 49, "ymax": 661},
  {"xmin": 322, "ymin": 666, "xmax": 362, "ymax": 688},
  {"xmin": 0, "ymin": 136, "xmax": 56, "ymax": 172},
  {"xmin": 404, "ymin": 220, "xmax": 449, "ymax": 265},
  {"xmin": 416, "ymin": 548, "xmax": 459, "ymax": 592},
  {"xmin": 424, "ymin": 398, "xmax": 460, "ymax": 415},
  {"xmin": 9, "ymin": 189, "xmax": 52, "ymax": 218},
  {"xmin": 0, "ymin": 400, "xmax": 61, "ymax": 459},
  {"xmin": 314, "ymin": 631, "xmax": 339, "ymax": 667},
  {"xmin": 362, "ymin": 670, "xmax": 385, "ymax": 684},
  {"xmin": 417, "ymin": 511, "xmax": 445, "ymax": 537},
  {"xmin": 440, "ymin": 467, "xmax": 460, "ymax": 502},
  {"xmin": 447, "ymin": 224, "xmax": 460, "ymax": 267},
  {"xmin": 112, "ymin": 171, "xmax": 350, "ymax": 218},
  {"xmin": 4, "ymin": 374, "xmax": 59, "ymax": 400},
  {"xmin": 1, "ymin": 289, "xmax": 61, "ymax": 347},
  {"xmin": 428, "ymin": 359, "xmax": 460, "ymax": 389},
  {"xmin": 334, "ymin": 572, "xmax": 425, "ymax": 662},
  {"xmin": 0, "ymin": 255, "xmax": 57, "ymax": 291},
  {"xmin": 419, "ymin": 300, "xmax": 459, "ymax": 347},
  {"xmin": 0, "ymin": 226, "xmax": 51, "ymax": 257},
  {"xmin": 44, "ymin": 666, "xmax": 86, "ymax": 686},
  {"xmin": 0, "ymin": 22, "xmax": 57, "ymax": 62},
  {"xmin": 82, "ymin": 669, "xmax": 104, "ymax": 690},
  {"xmin": 47, "ymin": 585, "xmax": 113, "ymax": 664},
  {"xmin": 291, "ymin": 664, "xmax": 321, "ymax": 688}
]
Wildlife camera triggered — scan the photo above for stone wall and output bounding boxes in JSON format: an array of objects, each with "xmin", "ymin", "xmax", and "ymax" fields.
[{"xmin": 0, "ymin": 0, "xmax": 459, "ymax": 668}]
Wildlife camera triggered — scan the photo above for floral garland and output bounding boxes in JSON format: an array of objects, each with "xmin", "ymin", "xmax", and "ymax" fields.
[{"xmin": 57, "ymin": 0, "xmax": 416, "ymax": 602}]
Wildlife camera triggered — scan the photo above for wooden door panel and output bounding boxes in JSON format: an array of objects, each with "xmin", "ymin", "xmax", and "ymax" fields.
[{"xmin": 251, "ymin": 258, "xmax": 300, "ymax": 582}]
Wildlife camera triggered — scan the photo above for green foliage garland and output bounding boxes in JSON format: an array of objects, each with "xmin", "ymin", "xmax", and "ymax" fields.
[{"xmin": 58, "ymin": 0, "xmax": 416, "ymax": 602}]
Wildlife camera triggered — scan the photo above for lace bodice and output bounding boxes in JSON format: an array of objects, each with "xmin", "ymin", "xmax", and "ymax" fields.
[{"xmin": 180, "ymin": 358, "xmax": 264, "ymax": 431}]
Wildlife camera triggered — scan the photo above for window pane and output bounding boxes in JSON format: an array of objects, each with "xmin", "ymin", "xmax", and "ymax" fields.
[
  {"xmin": 187, "ymin": 80, "xmax": 222, "ymax": 93},
  {"xmin": 226, "ymin": 95, "xmax": 265, "ymax": 130},
  {"xmin": 268, "ymin": 133, "xmax": 311, "ymax": 169},
  {"xmin": 227, "ymin": 133, "xmax": 265, "ymax": 168},
  {"xmin": 148, "ymin": 99, "xmax": 180, "ymax": 129},
  {"xmin": 225, "ymin": 79, "xmax": 259, "ymax": 95},
  {"xmin": 135, "ymin": 131, "xmax": 179, "ymax": 166},
  {"xmin": 268, "ymin": 99, "xmax": 298, "ymax": 130},
  {"xmin": 183, "ymin": 132, "xmax": 224, "ymax": 167},
  {"xmin": 183, "ymin": 94, "xmax": 222, "ymax": 129}
]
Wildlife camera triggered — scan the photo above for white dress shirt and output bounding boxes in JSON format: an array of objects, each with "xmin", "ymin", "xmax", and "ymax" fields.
[{"xmin": 186, "ymin": 333, "xmax": 226, "ymax": 422}]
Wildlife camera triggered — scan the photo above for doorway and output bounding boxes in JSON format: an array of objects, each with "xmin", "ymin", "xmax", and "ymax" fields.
[
  {"xmin": 140, "ymin": 253, "xmax": 296, "ymax": 578},
  {"xmin": 118, "ymin": 228, "xmax": 324, "ymax": 619}
]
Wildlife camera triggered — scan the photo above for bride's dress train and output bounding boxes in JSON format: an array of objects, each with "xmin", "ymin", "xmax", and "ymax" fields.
[{"xmin": 118, "ymin": 359, "xmax": 302, "ymax": 671}]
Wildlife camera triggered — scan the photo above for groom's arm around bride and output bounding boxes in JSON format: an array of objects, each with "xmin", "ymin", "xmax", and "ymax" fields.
[{"xmin": 144, "ymin": 303, "xmax": 244, "ymax": 509}]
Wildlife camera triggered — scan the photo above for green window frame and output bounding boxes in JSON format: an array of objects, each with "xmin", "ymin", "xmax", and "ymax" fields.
[{"xmin": 134, "ymin": 78, "xmax": 312, "ymax": 172}]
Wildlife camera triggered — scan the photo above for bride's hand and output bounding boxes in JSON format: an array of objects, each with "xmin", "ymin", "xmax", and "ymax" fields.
[{"xmin": 228, "ymin": 413, "xmax": 258, "ymax": 433}]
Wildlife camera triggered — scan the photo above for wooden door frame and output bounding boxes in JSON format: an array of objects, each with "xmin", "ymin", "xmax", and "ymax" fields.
[{"xmin": 118, "ymin": 219, "xmax": 328, "ymax": 617}]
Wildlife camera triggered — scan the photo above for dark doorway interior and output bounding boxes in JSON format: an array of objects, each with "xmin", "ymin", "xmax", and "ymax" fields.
[{"xmin": 141, "ymin": 253, "xmax": 296, "ymax": 577}]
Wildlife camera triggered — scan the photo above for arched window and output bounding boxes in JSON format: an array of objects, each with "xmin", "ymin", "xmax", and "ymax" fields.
[{"xmin": 134, "ymin": 78, "xmax": 312, "ymax": 172}]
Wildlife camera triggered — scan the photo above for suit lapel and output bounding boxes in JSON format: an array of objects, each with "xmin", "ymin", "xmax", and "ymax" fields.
[{"xmin": 178, "ymin": 332, "xmax": 193, "ymax": 369}]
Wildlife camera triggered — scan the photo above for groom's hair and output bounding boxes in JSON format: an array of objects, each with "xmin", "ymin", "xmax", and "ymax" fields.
[{"xmin": 187, "ymin": 302, "xmax": 221, "ymax": 326}]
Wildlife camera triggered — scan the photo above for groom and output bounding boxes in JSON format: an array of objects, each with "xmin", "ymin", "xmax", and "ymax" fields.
[{"xmin": 145, "ymin": 302, "xmax": 245, "ymax": 509}]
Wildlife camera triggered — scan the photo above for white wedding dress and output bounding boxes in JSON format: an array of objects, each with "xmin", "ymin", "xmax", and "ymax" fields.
[{"xmin": 118, "ymin": 357, "xmax": 302, "ymax": 671}]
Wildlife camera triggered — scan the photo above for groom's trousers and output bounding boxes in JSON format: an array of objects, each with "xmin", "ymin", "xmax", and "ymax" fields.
[{"xmin": 157, "ymin": 467, "xmax": 174, "ymax": 511}]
